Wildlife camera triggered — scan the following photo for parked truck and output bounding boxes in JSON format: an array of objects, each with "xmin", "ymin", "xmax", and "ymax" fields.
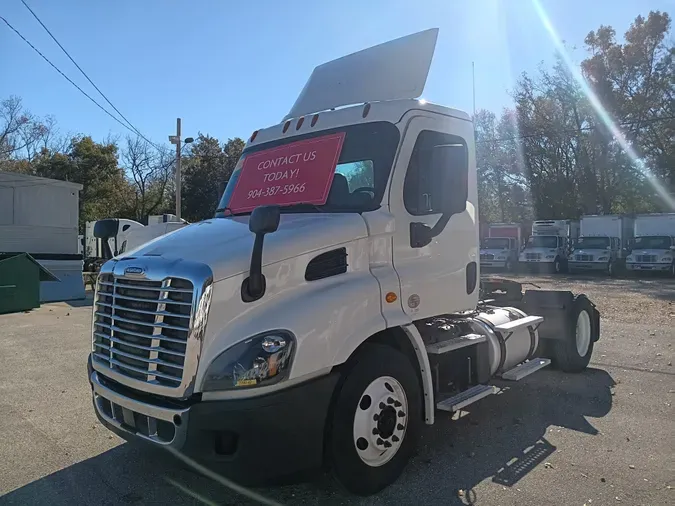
[
  {"xmin": 83, "ymin": 214, "xmax": 187, "ymax": 272},
  {"xmin": 479, "ymin": 223, "xmax": 527, "ymax": 271},
  {"xmin": 519, "ymin": 220, "xmax": 579, "ymax": 273},
  {"xmin": 86, "ymin": 29, "xmax": 600, "ymax": 495},
  {"xmin": 568, "ymin": 215, "xmax": 634, "ymax": 275},
  {"xmin": 625, "ymin": 213, "xmax": 675, "ymax": 276}
]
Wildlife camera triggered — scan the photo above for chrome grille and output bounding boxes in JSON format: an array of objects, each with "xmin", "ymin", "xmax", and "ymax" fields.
[
  {"xmin": 526, "ymin": 253, "xmax": 541, "ymax": 260},
  {"xmin": 576, "ymin": 254, "xmax": 593, "ymax": 261},
  {"xmin": 635, "ymin": 255, "xmax": 657, "ymax": 263},
  {"xmin": 92, "ymin": 274, "xmax": 194, "ymax": 388},
  {"xmin": 480, "ymin": 254, "xmax": 495, "ymax": 260}
]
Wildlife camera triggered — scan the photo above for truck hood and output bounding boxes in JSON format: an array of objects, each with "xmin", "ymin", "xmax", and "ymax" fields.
[{"xmin": 120, "ymin": 213, "xmax": 368, "ymax": 281}]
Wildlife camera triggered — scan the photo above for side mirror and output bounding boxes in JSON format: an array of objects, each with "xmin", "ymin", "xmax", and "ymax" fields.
[
  {"xmin": 242, "ymin": 205, "xmax": 280, "ymax": 302},
  {"xmin": 670, "ymin": 245, "xmax": 675, "ymax": 251},
  {"xmin": 249, "ymin": 205, "xmax": 280, "ymax": 235},
  {"xmin": 431, "ymin": 144, "xmax": 467, "ymax": 216}
]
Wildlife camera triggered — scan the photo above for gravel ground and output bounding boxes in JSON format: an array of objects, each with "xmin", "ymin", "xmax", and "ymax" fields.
[{"xmin": 0, "ymin": 274, "xmax": 673, "ymax": 506}]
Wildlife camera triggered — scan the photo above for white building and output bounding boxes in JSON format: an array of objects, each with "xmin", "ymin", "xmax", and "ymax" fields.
[{"xmin": 0, "ymin": 171, "xmax": 85, "ymax": 301}]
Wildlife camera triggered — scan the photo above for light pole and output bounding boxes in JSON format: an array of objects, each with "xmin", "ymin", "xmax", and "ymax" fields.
[{"xmin": 168, "ymin": 118, "xmax": 194, "ymax": 219}]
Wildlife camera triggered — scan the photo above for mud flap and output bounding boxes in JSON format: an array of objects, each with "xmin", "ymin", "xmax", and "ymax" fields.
[{"xmin": 522, "ymin": 290, "xmax": 600, "ymax": 343}]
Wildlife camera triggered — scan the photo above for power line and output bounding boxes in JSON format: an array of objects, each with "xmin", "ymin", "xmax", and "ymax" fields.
[
  {"xmin": 18, "ymin": 0, "xmax": 162, "ymax": 150},
  {"xmin": 0, "ymin": 15, "xmax": 148, "ymax": 139}
]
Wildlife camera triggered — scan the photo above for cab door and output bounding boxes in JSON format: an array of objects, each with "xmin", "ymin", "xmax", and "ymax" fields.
[{"xmin": 388, "ymin": 113, "xmax": 479, "ymax": 319}]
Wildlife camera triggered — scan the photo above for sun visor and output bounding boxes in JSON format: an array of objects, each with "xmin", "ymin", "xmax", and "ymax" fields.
[{"xmin": 284, "ymin": 28, "xmax": 439, "ymax": 120}]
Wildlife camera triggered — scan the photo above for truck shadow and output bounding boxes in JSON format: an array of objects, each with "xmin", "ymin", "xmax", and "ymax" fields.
[{"xmin": 0, "ymin": 368, "xmax": 615, "ymax": 506}]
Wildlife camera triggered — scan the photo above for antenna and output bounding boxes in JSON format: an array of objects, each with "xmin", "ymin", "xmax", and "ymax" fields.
[{"xmin": 472, "ymin": 61, "xmax": 476, "ymax": 119}]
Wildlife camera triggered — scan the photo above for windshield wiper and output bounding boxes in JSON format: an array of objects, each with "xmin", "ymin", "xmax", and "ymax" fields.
[
  {"xmin": 280, "ymin": 203, "xmax": 329, "ymax": 213},
  {"xmin": 215, "ymin": 206, "xmax": 249, "ymax": 217}
]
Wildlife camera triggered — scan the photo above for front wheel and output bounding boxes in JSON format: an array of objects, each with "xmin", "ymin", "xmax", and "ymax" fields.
[
  {"xmin": 328, "ymin": 344, "xmax": 422, "ymax": 495},
  {"xmin": 607, "ymin": 260, "xmax": 614, "ymax": 277},
  {"xmin": 551, "ymin": 295, "xmax": 597, "ymax": 372},
  {"xmin": 553, "ymin": 257, "xmax": 563, "ymax": 274},
  {"xmin": 670, "ymin": 262, "xmax": 675, "ymax": 278}
]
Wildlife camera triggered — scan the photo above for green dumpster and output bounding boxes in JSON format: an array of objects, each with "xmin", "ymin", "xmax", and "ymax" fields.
[{"xmin": 0, "ymin": 253, "xmax": 60, "ymax": 314}]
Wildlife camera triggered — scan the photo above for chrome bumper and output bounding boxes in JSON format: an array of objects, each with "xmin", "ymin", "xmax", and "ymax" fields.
[
  {"xmin": 626, "ymin": 263, "xmax": 671, "ymax": 271},
  {"xmin": 91, "ymin": 371, "xmax": 189, "ymax": 448}
]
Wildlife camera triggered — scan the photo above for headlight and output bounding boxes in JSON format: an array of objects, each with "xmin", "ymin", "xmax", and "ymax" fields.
[
  {"xmin": 546, "ymin": 255, "xmax": 555, "ymax": 259},
  {"xmin": 662, "ymin": 256, "xmax": 672, "ymax": 262},
  {"xmin": 626, "ymin": 256, "xmax": 634, "ymax": 262},
  {"xmin": 202, "ymin": 331, "xmax": 295, "ymax": 391},
  {"xmin": 497, "ymin": 256, "xmax": 506, "ymax": 260},
  {"xmin": 597, "ymin": 256, "xmax": 608, "ymax": 261}
]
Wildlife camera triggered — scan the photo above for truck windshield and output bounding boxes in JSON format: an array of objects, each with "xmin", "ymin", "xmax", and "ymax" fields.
[
  {"xmin": 634, "ymin": 236, "xmax": 672, "ymax": 249},
  {"xmin": 483, "ymin": 238, "xmax": 510, "ymax": 249},
  {"xmin": 527, "ymin": 236, "xmax": 558, "ymax": 249},
  {"xmin": 577, "ymin": 237, "xmax": 610, "ymax": 249},
  {"xmin": 215, "ymin": 121, "xmax": 400, "ymax": 217}
]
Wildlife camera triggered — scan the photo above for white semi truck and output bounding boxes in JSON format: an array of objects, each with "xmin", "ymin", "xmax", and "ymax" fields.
[
  {"xmin": 625, "ymin": 213, "xmax": 675, "ymax": 276},
  {"xmin": 87, "ymin": 30, "xmax": 600, "ymax": 495},
  {"xmin": 479, "ymin": 223, "xmax": 526, "ymax": 271},
  {"xmin": 84, "ymin": 214, "xmax": 187, "ymax": 271},
  {"xmin": 519, "ymin": 220, "xmax": 579, "ymax": 273},
  {"xmin": 568, "ymin": 215, "xmax": 634, "ymax": 275}
]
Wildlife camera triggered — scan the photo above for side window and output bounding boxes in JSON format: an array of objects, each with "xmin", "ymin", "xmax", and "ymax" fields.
[{"xmin": 403, "ymin": 130, "xmax": 468, "ymax": 216}]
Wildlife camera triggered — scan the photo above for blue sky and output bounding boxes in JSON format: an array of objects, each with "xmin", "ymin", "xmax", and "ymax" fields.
[{"xmin": 1, "ymin": 0, "xmax": 671, "ymax": 148}]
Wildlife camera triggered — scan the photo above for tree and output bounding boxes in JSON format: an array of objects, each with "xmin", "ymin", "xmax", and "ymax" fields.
[
  {"xmin": 181, "ymin": 135, "xmax": 245, "ymax": 222},
  {"xmin": 33, "ymin": 136, "xmax": 130, "ymax": 230},
  {"xmin": 120, "ymin": 135, "xmax": 174, "ymax": 221}
]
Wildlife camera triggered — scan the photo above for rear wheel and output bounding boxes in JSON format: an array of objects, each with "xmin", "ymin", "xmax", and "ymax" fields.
[
  {"xmin": 551, "ymin": 296, "xmax": 596, "ymax": 372},
  {"xmin": 327, "ymin": 344, "xmax": 421, "ymax": 496}
]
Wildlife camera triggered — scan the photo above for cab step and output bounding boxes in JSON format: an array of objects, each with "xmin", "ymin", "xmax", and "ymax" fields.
[
  {"xmin": 493, "ymin": 315, "xmax": 544, "ymax": 335},
  {"xmin": 436, "ymin": 384, "xmax": 498, "ymax": 412},
  {"xmin": 501, "ymin": 358, "xmax": 551, "ymax": 381},
  {"xmin": 425, "ymin": 333, "xmax": 486, "ymax": 355}
]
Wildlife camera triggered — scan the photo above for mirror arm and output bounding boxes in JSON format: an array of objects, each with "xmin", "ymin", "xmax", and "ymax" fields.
[{"xmin": 410, "ymin": 212, "xmax": 451, "ymax": 248}]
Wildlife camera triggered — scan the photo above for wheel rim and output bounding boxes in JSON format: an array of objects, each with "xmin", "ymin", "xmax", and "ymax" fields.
[
  {"xmin": 555, "ymin": 260, "xmax": 561, "ymax": 272},
  {"xmin": 353, "ymin": 376, "xmax": 408, "ymax": 467},
  {"xmin": 576, "ymin": 309, "xmax": 592, "ymax": 357}
]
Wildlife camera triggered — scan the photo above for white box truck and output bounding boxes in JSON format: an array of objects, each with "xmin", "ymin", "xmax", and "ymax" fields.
[
  {"xmin": 84, "ymin": 215, "xmax": 187, "ymax": 272},
  {"xmin": 519, "ymin": 220, "xmax": 579, "ymax": 273},
  {"xmin": 568, "ymin": 215, "xmax": 634, "ymax": 275},
  {"xmin": 479, "ymin": 223, "xmax": 526, "ymax": 271},
  {"xmin": 625, "ymin": 213, "xmax": 675, "ymax": 276},
  {"xmin": 86, "ymin": 30, "xmax": 600, "ymax": 495}
]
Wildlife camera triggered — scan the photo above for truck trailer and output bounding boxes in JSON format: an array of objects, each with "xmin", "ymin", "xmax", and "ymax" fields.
[
  {"xmin": 86, "ymin": 29, "xmax": 600, "ymax": 495},
  {"xmin": 625, "ymin": 213, "xmax": 675, "ymax": 276},
  {"xmin": 519, "ymin": 219, "xmax": 579, "ymax": 273},
  {"xmin": 568, "ymin": 215, "xmax": 634, "ymax": 275}
]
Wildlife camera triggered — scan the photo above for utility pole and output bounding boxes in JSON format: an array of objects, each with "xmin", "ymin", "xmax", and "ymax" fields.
[{"xmin": 169, "ymin": 118, "xmax": 182, "ymax": 219}]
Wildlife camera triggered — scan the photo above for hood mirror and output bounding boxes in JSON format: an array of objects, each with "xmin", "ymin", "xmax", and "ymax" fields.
[{"xmin": 242, "ymin": 206, "xmax": 281, "ymax": 302}]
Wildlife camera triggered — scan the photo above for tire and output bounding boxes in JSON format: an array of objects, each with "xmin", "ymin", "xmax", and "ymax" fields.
[
  {"xmin": 505, "ymin": 259, "xmax": 513, "ymax": 272},
  {"xmin": 553, "ymin": 257, "xmax": 563, "ymax": 274},
  {"xmin": 327, "ymin": 344, "xmax": 422, "ymax": 496},
  {"xmin": 551, "ymin": 295, "xmax": 596, "ymax": 372},
  {"xmin": 670, "ymin": 262, "xmax": 675, "ymax": 278},
  {"xmin": 607, "ymin": 260, "xmax": 614, "ymax": 277}
]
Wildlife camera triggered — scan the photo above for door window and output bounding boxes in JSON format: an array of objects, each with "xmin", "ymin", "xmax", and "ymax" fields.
[{"xmin": 403, "ymin": 130, "xmax": 468, "ymax": 216}]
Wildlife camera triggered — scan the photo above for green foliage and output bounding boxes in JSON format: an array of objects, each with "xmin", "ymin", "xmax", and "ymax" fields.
[{"xmin": 181, "ymin": 135, "xmax": 245, "ymax": 222}]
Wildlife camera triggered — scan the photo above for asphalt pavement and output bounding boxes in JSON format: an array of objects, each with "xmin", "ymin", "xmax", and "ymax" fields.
[{"xmin": 0, "ymin": 275, "xmax": 673, "ymax": 505}]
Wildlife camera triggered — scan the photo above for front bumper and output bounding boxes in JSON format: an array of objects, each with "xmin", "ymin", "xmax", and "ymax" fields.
[
  {"xmin": 626, "ymin": 263, "xmax": 671, "ymax": 271},
  {"xmin": 88, "ymin": 355, "xmax": 339, "ymax": 484},
  {"xmin": 480, "ymin": 260, "xmax": 508, "ymax": 268},
  {"xmin": 568, "ymin": 261, "xmax": 608, "ymax": 271}
]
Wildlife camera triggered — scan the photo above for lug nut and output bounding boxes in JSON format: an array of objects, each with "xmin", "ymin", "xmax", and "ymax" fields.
[
  {"xmin": 398, "ymin": 411, "xmax": 406, "ymax": 417},
  {"xmin": 394, "ymin": 400, "xmax": 402, "ymax": 407},
  {"xmin": 392, "ymin": 435, "xmax": 400, "ymax": 442},
  {"xmin": 379, "ymin": 402, "xmax": 386, "ymax": 409},
  {"xmin": 384, "ymin": 441, "xmax": 392, "ymax": 448},
  {"xmin": 372, "ymin": 428, "xmax": 379, "ymax": 435},
  {"xmin": 373, "ymin": 414, "xmax": 379, "ymax": 421},
  {"xmin": 397, "ymin": 423, "xmax": 405, "ymax": 431},
  {"xmin": 376, "ymin": 438, "xmax": 384, "ymax": 446},
  {"xmin": 387, "ymin": 397, "xmax": 394, "ymax": 404}
]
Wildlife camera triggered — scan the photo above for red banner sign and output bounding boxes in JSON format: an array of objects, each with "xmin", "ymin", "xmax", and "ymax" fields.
[{"xmin": 228, "ymin": 132, "xmax": 346, "ymax": 213}]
